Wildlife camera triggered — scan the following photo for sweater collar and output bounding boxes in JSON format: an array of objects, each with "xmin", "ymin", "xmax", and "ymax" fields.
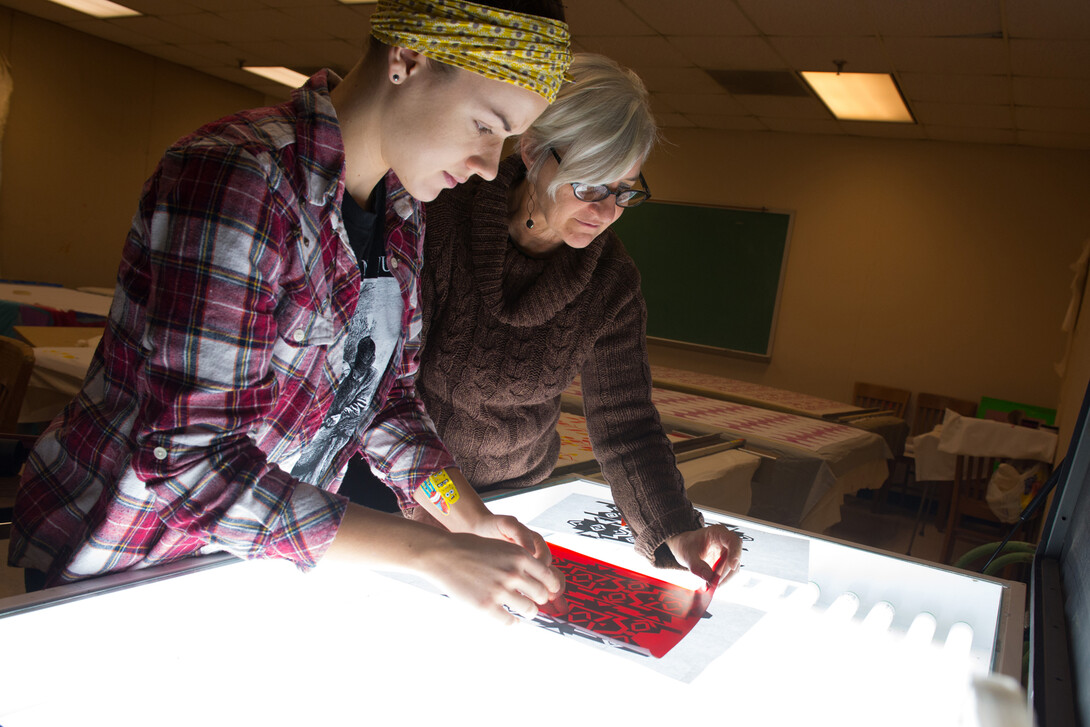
[{"xmin": 470, "ymin": 156, "xmax": 608, "ymax": 326}]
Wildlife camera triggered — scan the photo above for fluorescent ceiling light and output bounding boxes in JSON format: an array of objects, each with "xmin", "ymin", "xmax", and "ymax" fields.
[
  {"xmin": 243, "ymin": 66, "xmax": 310, "ymax": 88},
  {"xmin": 800, "ymin": 71, "xmax": 914, "ymax": 123},
  {"xmin": 44, "ymin": 0, "xmax": 140, "ymax": 18}
]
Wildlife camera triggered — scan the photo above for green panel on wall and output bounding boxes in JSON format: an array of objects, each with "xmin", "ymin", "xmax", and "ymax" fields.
[{"xmin": 610, "ymin": 201, "xmax": 793, "ymax": 359}]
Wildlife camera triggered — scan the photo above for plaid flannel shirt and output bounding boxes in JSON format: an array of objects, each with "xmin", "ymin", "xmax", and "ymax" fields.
[{"xmin": 9, "ymin": 71, "xmax": 454, "ymax": 585}]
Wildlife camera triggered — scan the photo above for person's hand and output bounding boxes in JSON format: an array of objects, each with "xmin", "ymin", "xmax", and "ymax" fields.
[
  {"xmin": 664, "ymin": 524, "xmax": 743, "ymax": 586},
  {"xmin": 469, "ymin": 513, "xmax": 553, "ymax": 565},
  {"xmin": 422, "ymin": 531, "xmax": 566, "ymax": 625},
  {"xmin": 465, "ymin": 513, "xmax": 570, "ymax": 615}
]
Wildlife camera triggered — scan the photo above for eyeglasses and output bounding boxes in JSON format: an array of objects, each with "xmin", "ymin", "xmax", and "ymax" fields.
[{"xmin": 549, "ymin": 148, "xmax": 651, "ymax": 208}]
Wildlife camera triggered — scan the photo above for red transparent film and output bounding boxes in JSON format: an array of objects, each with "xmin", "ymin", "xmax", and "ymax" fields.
[{"xmin": 537, "ymin": 543, "xmax": 717, "ymax": 658}]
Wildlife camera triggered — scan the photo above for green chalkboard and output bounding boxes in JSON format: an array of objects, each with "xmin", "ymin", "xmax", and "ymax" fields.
[{"xmin": 610, "ymin": 201, "xmax": 793, "ymax": 360}]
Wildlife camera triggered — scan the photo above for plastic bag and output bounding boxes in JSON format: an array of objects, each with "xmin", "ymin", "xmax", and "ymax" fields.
[
  {"xmin": 986, "ymin": 462, "xmax": 1048, "ymax": 523},
  {"xmin": 986, "ymin": 464, "xmax": 1027, "ymax": 523}
]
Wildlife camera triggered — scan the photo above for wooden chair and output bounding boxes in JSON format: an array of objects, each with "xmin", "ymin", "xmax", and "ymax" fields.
[
  {"xmin": 911, "ymin": 392, "xmax": 978, "ymax": 438},
  {"xmin": 0, "ymin": 336, "xmax": 34, "ymax": 431},
  {"xmin": 904, "ymin": 393, "xmax": 980, "ymax": 533},
  {"xmin": 940, "ymin": 455, "xmax": 1043, "ymax": 564},
  {"xmin": 853, "ymin": 382, "xmax": 911, "ymax": 419},
  {"xmin": 853, "ymin": 382, "xmax": 911, "ymax": 513},
  {"xmin": 0, "ymin": 433, "xmax": 35, "ymax": 540}
]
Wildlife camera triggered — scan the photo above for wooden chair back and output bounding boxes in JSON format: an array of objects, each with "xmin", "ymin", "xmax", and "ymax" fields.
[
  {"xmin": 853, "ymin": 381, "xmax": 911, "ymax": 419},
  {"xmin": 0, "ymin": 336, "xmax": 34, "ymax": 430},
  {"xmin": 912, "ymin": 392, "xmax": 978, "ymax": 437},
  {"xmin": 940, "ymin": 454, "xmax": 1044, "ymax": 564}
]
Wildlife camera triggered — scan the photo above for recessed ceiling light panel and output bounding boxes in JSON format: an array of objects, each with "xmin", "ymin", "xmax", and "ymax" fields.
[{"xmin": 800, "ymin": 71, "xmax": 914, "ymax": 123}]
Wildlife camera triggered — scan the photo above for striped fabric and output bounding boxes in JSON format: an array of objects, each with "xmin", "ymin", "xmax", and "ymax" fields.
[{"xmin": 9, "ymin": 71, "xmax": 455, "ymax": 585}]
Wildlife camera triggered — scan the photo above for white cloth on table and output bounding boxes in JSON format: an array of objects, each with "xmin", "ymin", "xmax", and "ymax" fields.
[
  {"xmin": 678, "ymin": 449, "xmax": 760, "ymax": 516},
  {"xmin": 19, "ymin": 345, "xmax": 96, "ymax": 423},
  {"xmin": 0, "ymin": 283, "xmax": 113, "ymax": 317},
  {"xmin": 910, "ymin": 409, "xmax": 1058, "ymax": 481}
]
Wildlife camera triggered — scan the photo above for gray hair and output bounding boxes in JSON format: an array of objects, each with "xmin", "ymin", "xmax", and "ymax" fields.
[{"xmin": 521, "ymin": 54, "xmax": 658, "ymax": 200}]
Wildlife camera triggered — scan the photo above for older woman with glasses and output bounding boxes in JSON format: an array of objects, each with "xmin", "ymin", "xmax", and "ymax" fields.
[{"xmin": 412, "ymin": 54, "xmax": 743, "ymax": 584}]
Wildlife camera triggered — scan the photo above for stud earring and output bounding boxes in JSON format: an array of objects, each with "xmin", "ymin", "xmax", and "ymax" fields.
[
  {"xmin": 525, "ymin": 187, "xmax": 536, "ymax": 229},
  {"xmin": 392, "ymin": 74, "xmax": 400, "ymax": 83}
]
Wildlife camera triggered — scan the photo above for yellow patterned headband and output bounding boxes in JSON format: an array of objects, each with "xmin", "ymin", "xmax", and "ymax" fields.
[{"xmin": 370, "ymin": 0, "xmax": 573, "ymax": 103}]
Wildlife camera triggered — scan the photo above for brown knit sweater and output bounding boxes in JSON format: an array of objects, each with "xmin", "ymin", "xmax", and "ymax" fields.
[{"xmin": 418, "ymin": 156, "xmax": 703, "ymax": 567}]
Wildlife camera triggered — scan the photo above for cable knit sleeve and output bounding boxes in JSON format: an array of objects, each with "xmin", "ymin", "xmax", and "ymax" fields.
[{"xmin": 579, "ymin": 260, "xmax": 704, "ymax": 568}]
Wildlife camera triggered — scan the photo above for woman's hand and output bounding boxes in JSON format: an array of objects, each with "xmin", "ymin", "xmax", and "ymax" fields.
[{"xmin": 664, "ymin": 524, "xmax": 744, "ymax": 586}]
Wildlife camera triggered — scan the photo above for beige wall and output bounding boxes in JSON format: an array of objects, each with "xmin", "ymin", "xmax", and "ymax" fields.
[
  {"xmin": 0, "ymin": 10, "xmax": 266, "ymax": 288},
  {"xmin": 643, "ymin": 128, "xmax": 1090, "ymax": 413},
  {"xmin": 2, "ymin": 11, "xmax": 1089, "ymax": 420}
]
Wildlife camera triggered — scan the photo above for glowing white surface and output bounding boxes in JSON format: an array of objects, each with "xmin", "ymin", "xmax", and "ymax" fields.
[{"xmin": 0, "ymin": 478, "xmax": 1023, "ymax": 727}]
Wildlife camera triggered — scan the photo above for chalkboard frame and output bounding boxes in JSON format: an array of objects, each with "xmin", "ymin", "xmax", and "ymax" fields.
[{"xmin": 610, "ymin": 199, "xmax": 794, "ymax": 362}]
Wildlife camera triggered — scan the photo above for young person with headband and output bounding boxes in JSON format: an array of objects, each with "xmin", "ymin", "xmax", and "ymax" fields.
[{"xmin": 10, "ymin": 0, "xmax": 571, "ymax": 624}]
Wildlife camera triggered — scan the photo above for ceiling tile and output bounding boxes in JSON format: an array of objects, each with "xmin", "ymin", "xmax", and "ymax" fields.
[
  {"xmin": 762, "ymin": 117, "xmax": 845, "ymax": 134},
  {"xmin": 133, "ymin": 41, "xmax": 226, "ymax": 67},
  {"xmin": 898, "ymin": 73, "xmax": 1010, "ymax": 105},
  {"xmin": 577, "ymin": 35, "xmax": 690, "ymax": 68},
  {"xmin": 123, "ymin": 0, "xmax": 202, "ymax": 14},
  {"xmin": 277, "ymin": 3, "xmax": 371, "ymax": 39},
  {"xmin": 866, "ymin": 0, "xmax": 1002, "ymax": 38},
  {"xmin": 620, "ymin": 0, "xmax": 757, "ymax": 36},
  {"xmin": 648, "ymin": 94, "xmax": 677, "ymax": 115},
  {"xmin": 187, "ymin": 0, "xmax": 269, "ymax": 9},
  {"xmin": 837, "ymin": 120, "xmax": 926, "ymax": 139},
  {"xmin": 178, "ymin": 41, "xmax": 252, "ymax": 65},
  {"xmin": 631, "ymin": 67, "xmax": 723, "ymax": 94},
  {"xmin": 278, "ymin": 38, "xmax": 363, "ymax": 73},
  {"xmin": 734, "ymin": 95, "xmax": 829, "ymax": 119},
  {"xmin": 770, "ymin": 36, "xmax": 890, "ymax": 72},
  {"xmin": 653, "ymin": 112, "xmax": 696, "ymax": 128},
  {"xmin": 668, "ymin": 35, "xmax": 783, "ymax": 69},
  {"xmin": 1012, "ymin": 76, "xmax": 1090, "ymax": 107},
  {"xmin": 222, "ymin": 8, "xmax": 329, "ymax": 40},
  {"xmin": 882, "ymin": 37, "xmax": 1008, "ymax": 75},
  {"xmin": 111, "ymin": 14, "xmax": 214, "ymax": 44},
  {"xmin": 735, "ymin": 0, "xmax": 878, "ymax": 36},
  {"xmin": 924, "ymin": 125, "xmax": 1017, "ymax": 145},
  {"xmin": 232, "ymin": 39, "xmax": 316, "ymax": 67},
  {"xmin": 687, "ymin": 114, "xmax": 768, "ymax": 131},
  {"xmin": 1017, "ymin": 129, "xmax": 1090, "ymax": 149},
  {"xmin": 563, "ymin": 0, "xmax": 654, "ymax": 36},
  {"xmin": 655, "ymin": 92, "xmax": 747, "ymax": 115},
  {"xmin": 1006, "ymin": 0, "xmax": 1090, "ymax": 40},
  {"xmin": 1014, "ymin": 105, "xmax": 1090, "ymax": 133},
  {"xmin": 6, "ymin": 0, "xmax": 1090, "ymax": 153},
  {"xmin": 1011, "ymin": 39, "xmax": 1090, "ymax": 78},
  {"xmin": 67, "ymin": 18, "xmax": 158, "ymax": 47},
  {"xmin": 911, "ymin": 101, "xmax": 1014, "ymax": 128}
]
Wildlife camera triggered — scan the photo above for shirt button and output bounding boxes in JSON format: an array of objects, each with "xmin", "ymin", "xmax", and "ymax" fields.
[
  {"xmin": 389, "ymin": 258, "xmax": 398, "ymax": 270},
  {"xmin": 153, "ymin": 446, "xmax": 168, "ymax": 460},
  {"xmin": 293, "ymin": 329, "xmax": 305, "ymax": 343}
]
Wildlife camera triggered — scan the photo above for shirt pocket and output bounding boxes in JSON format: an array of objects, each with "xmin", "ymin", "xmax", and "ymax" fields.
[{"xmin": 272, "ymin": 295, "xmax": 338, "ymax": 363}]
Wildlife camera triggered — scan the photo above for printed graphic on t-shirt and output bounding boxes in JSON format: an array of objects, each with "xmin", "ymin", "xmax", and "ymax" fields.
[{"xmin": 290, "ymin": 276, "xmax": 403, "ymax": 486}]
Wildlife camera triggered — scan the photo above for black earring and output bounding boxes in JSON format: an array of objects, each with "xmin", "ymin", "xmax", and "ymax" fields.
[
  {"xmin": 525, "ymin": 187, "xmax": 536, "ymax": 229},
  {"xmin": 392, "ymin": 74, "xmax": 400, "ymax": 83}
]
